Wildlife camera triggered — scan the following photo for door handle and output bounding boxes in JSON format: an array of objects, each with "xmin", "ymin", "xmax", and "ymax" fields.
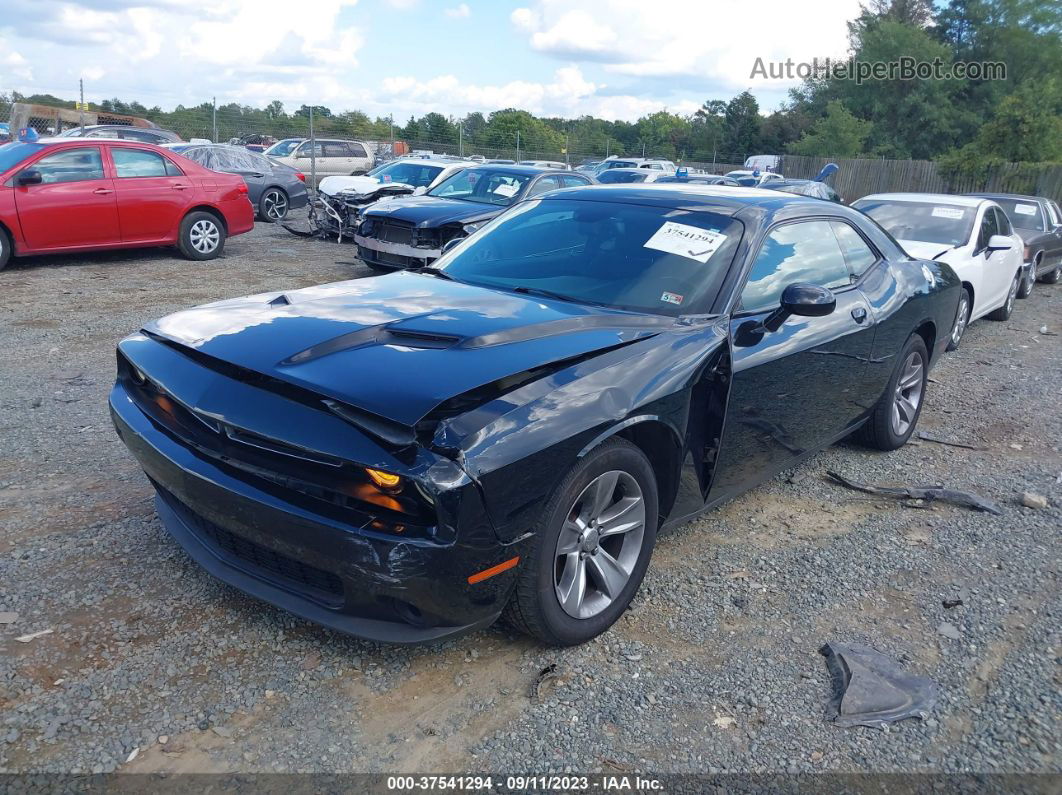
[
  {"xmin": 851, "ymin": 307, "xmax": 868, "ymax": 323},
  {"xmin": 171, "ymin": 183, "xmax": 190, "ymax": 190},
  {"xmin": 93, "ymin": 188, "xmax": 114, "ymax": 195}
]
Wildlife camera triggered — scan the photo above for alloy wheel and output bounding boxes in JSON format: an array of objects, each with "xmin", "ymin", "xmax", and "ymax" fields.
[
  {"xmin": 1025, "ymin": 266, "xmax": 1036, "ymax": 296},
  {"xmin": 1005, "ymin": 275, "xmax": 1017, "ymax": 315},
  {"xmin": 554, "ymin": 470, "xmax": 645, "ymax": 619},
  {"xmin": 951, "ymin": 292, "xmax": 969, "ymax": 346},
  {"xmin": 890, "ymin": 350, "xmax": 924, "ymax": 437},
  {"xmin": 189, "ymin": 219, "xmax": 220, "ymax": 254},
  {"xmin": 263, "ymin": 189, "xmax": 288, "ymax": 221}
]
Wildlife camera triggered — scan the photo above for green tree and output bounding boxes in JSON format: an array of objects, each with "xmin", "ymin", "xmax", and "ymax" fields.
[
  {"xmin": 788, "ymin": 101, "xmax": 872, "ymax": 157},
  {"xmin": 722, "ymin": 91, "xmax": 761, "ymax": 157}
]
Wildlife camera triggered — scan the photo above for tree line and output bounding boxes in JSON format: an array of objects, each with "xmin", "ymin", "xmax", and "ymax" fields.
[{"xmin": 2, "ymin": 0, "xmax": 1057, "ymax": 176}]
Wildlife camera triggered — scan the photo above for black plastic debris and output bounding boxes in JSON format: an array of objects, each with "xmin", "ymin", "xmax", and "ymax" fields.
[
  {"xmin": 820, "ymin": 641, "xmax": 937, "ymax": 729},
  {"xmin": 826, "ymin": 470, "xmax": 1002, "ymax": 515}
]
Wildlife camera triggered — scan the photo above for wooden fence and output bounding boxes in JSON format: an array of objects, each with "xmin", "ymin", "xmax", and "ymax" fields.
[{"xmin": 775, "ymin": 155, "xmax": 1062, "ymax": 203}]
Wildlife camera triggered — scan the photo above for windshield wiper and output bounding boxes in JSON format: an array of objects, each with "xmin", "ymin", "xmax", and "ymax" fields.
[
  {"xmin": 406, "ymin": 266, "xmax": 457, "ymax": 281},
  {"xmin": 511, "ymin": 285, "xmax": 610, "ymax": 308}
]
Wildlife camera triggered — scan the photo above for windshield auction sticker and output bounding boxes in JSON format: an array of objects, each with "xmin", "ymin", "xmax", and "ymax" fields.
[
  {"xmin": 931, "ymin": 206, "xmax": 966, "ymax": 220},
  {"xmin": 1013, "ymin": 203, "xmax": 1037, "ymax": 216},
  {"xmin": 644, "ymin": 222, "xmax": 727, "ymax": 263}
]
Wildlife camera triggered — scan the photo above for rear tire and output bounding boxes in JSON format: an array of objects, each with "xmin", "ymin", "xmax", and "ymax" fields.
[
  {"xmin": 178, "ymin": 211, "xmax": 226, "ymax": 261},
  {"xmin": 987, "ymin": 272, "xmax": 1019, "ymax": 321},
  {"xmin": 503, "ymin": 438, "xmax": 658, "ymax": 646},
  {"xmin": 858, "ymin": 334, "xmax": 928, "ymax": 451},
  {"xmin": 0, "ymin": 228, "xmax": 11, "ymax": 271},
  {"xmin": 1041, "ymin": 264, "xmax": 1061, "ymax": 284},
  {"xmin": 258, "ymin": 188, "xmax": 289, "ymax": 222}
]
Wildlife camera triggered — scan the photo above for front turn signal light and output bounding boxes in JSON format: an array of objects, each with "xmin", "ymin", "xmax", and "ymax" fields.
[{"xmin": 365, "ymin": 467, "xmax": 402, "ymax": 491}]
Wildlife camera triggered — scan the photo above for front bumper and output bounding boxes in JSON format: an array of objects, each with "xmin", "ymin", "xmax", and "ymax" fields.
[
  {"xmin": 354, "ymin": 234, "xmax": 440, "ymax": 269},
  {"xmin": 109, "ymin": 384, "xmax": 521, "ymax": 644}
]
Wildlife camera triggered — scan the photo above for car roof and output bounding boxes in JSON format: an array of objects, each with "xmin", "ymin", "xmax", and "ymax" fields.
[
  {"xmin": 540, "ymin": 183, "xmax": 818, "ymax": 212},
  {"xmin": 966, "ymin": 192, "xmax": 1045, "ymax": 202},
  {"xmin": 857, "ymin": 193, "xmax": 987, "ymax": 207},
  {"xmin": 36, "ymin": 137, "xmax": 167, "ymax": 148},
  {"xmin": 466, "ymin": 164, "xmax": 568, "ymax": 176}
]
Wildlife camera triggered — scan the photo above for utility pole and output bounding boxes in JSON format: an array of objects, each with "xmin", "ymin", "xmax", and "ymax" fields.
[
  {"xmin": 459, "ymin": 124, "xmax": 463, "ymax": 157},
  {"xmin": 641, "ymin": 141, "xmax": 646, "ymax": 158},
  {"xmin": 78, "ymin": 79, "xmax": 85, "ymax": 134},
  {"xmin": 212, "ymin": 96, "xmax": 217, "ymax": 143},
  {"xmin": 564, "ymin": 132, "xmax": 569, "ymax": 168},
  {"xmin": 606, "ymin": 138, "xmax": 610, "ymax": 158},
  {"xmin": 515, "ymin": 130, "xmax": 520, "ymax": 162},
  {"xmin": 389, "ymin": 113, "xmax": 394, "ymax": 157},
  {"xmin": 309, "ymin": 105, "xmax": 317, "ymax": 189}
]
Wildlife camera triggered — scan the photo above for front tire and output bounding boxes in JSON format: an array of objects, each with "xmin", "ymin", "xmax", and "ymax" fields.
[
  {"xmin": 178, "ymin": 211, "xmax": 226, "ymax": 261},
  {"xmin": 1041, "ymin": 264, "xmax": 1061, "ymax": 284},
  {"xmin": 1017, "ymin": 262, "xmax": 1036, "ymax": 299},
  {"xmin": 946, "ymin": 287, "xmax": 971, "ymax": 352},
  {"xmin": 987, "ymin": 272, "xmax": 1019, "ymax": 321},
  {"xmin": 503, "ymin": 438, "xmax": 659, "ymax": 646},
  {"xmin": 858, "ymin": 334, "xmax": 928, "ymax": 451}
]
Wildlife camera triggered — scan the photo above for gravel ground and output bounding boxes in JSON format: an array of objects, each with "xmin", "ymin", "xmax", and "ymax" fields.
[{"xmin": 1, "ymin": 222, "xmax": 1059, "ymax": 776}]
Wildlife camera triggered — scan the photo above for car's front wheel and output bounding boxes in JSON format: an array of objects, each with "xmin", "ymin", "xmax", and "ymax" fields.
[
  {"xmin": 504, "ymin": 438, "xmax": 658, "ymax": 646},
  {"xmin": 946, "ymin": 287, "xmax": 971, "ymax": 352},
  {"xmin": 178, "ymin": 211, "xmax": 226, "ymax": 261},
  {"xmin": 1017, "ymin": 261, "xmax": 1036, "ymax": 299},
  {"xmin": 1041, "ymin": 264, "xmax": 1061, "ymax": 284},
  {"xmin": 987, "ymin": 272, "xmax": 1019, "ymax": 321},
  {"xmin": 858, "ymin": 333, "xmax": 928, "ymax": 451}
]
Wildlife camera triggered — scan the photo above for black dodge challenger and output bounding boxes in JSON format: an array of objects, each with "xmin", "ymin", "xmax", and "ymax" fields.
[{"xmin": 110, "ymin": 185, "xmax": 961, "ymax": 646}]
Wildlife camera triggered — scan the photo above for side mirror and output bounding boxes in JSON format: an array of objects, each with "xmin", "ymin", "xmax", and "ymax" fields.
[
  {"xmin": 441, "ymin": 237, "xmax": 464, "ymax": 255},
  {"xmin": 412, "ymin": 186, "xmax": 427, "ymax": 196},
  {"xmin": 987, "ymin": 234, "xmax": 1013, "ymax": 252},
  {"xmin": 763, "ymin": 283, "xmax": 836, "ymax": 332},
  {"xmin": 17, "ymin": 168, "xmax": 42, "ymax": 186}
]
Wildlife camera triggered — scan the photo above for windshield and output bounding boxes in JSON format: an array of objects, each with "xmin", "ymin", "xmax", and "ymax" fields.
[
  {"xmin": 427, "ymin": 168, "xmax": 531, "ymax": 205},
  {"xmin": 0, "ymin": 142, "xmax": 46, "ymax": 173},
  {"xmin": 991, "ymin": 198, "xmax": 1045, "ymax": 231},
  {"xmin": 264, "ymin": 139, "xmax": 301, "ymax": 157},
  {"xmin": 597, "ymin": 170, "xmax": 648, "ymax": 184},
  {"xmin": 365, "ymin": 160, "xmax": 445, "ymax": 188},
  {"xmin": 853, "ymin": 199, "xmax": 974, "ymax": 247},
  {"xmin": 435, "ymin": 198, "xmax": 742, "ymax": 317}
]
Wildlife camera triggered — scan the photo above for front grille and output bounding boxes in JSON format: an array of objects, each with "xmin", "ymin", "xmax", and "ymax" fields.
[
  {"xmin": 372, "ymin": 220, "xmax": 414, "ymax": 245},
  {"xmin": 157, "ymin": 486, "xmax": 344, "ymax": 603}
]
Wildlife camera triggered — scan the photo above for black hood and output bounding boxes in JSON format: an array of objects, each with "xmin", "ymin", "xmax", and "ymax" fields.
[{"xmin": 362, "ymin": 195, "xmax": 503, "ymax": 228}]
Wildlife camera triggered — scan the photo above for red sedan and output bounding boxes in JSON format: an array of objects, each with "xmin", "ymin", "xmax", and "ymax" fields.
[{"xmin": 0, "ymin": 138, "xmax": 254, "ymax": 270}]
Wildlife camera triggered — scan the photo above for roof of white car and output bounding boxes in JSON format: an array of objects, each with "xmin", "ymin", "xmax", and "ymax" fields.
[{"xmin": 858, "ymin": 193, "xmax": 988, "ymax": 207}]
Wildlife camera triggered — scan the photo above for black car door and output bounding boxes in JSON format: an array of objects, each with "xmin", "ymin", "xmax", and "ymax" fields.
[
  {"xmin": 708, "ymin": 218, "xmax": 877, "ymax": 501},
  {"xmin": 1045, "ymin": 200, "xmax": 1062, "ymax": 265}
]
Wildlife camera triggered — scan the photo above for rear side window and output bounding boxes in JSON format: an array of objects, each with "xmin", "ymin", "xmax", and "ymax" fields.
[
  {"xmin": 348, "ymin": 142, "xmax": 368, "ymax": 158},
  {"xmin": 322, "ymin": 143, "xmax": 350, "ymax": 158},
  {"xmin": 525, "ymin": 176, "xmax": 562, "ymax": 197},
  {"xmin": 112, "ymin": 149, "xmax": 169, "ymax": 178},
  {"xmin": 830, "ymin": 221, "xmax": 878, "ymax": 277},
  {"xmin": 741, "ymin": 220, "xmax": 852, "ymax": 313},
  {"xmin": 561, "ymin": 175, "xmax": 590, "ymax": 188},
  {"xmin": 32, "ymin": 147, "xmax": 105, "ymax": 183}
]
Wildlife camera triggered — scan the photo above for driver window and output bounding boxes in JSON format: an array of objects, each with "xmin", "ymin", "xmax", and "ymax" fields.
[
  {"xmin": 525, "ymin": 176, "xmax": 561, "ymax": 198},
  {"xmin": 31, "ymin": 147, "xmax": 105, "ymax": 183},
  {"xmin": 978, "ymin": 207, "xmax": 999, "ymax": 249},
  {"xmin": 740, "ymin": 221, "xmax": 851, "ymax": 313}
]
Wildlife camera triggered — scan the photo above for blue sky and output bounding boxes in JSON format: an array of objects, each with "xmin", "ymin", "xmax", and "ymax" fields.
[{"xmin": 1, "ymin": 0, "xmax": 863, "ymax": 121}]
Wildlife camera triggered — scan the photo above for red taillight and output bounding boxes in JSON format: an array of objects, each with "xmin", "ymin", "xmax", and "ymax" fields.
[
  {"xmin": 236, "ymin": 183, "xmax": 249, "ymax": 195},
  {"xmin": 295, "ymin": 172, "xmax": 306, "ymax": 182}
]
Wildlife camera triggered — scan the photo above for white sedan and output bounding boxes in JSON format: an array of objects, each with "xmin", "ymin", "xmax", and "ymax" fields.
[
  {"xmin": 853, "ymin": 193, "xmax": 1025, "ymax": 350},
  {"xmin": 317, "ymin": 158, "xmax": 466, "ymax": 198}
]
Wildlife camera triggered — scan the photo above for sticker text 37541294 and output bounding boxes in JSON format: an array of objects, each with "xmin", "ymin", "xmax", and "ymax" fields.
[{"xmin": 643, "ymin": 221, "xmax": 728, "ymax": 264}]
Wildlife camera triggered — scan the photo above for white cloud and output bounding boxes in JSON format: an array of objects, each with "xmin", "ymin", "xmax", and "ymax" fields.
[
  {"xmin": 511, "ymin": 0, "xmax": 860, "ymax": 90},
  {"xmin": 445, "ymin": 3, "xmax": 471, "ymax": 19}
]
